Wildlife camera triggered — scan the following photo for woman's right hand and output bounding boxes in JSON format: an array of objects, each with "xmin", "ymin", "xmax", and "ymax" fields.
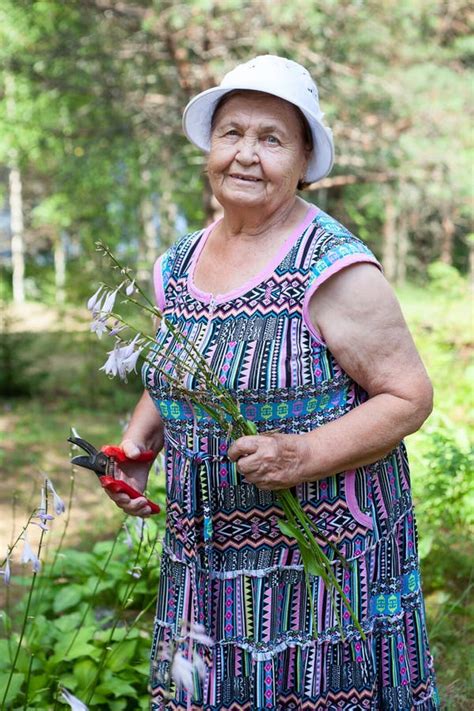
[{"xmin": 104, "ymin": 438, "xmax": 156, "ymax": 517}]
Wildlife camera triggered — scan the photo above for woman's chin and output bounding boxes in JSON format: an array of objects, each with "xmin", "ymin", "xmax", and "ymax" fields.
[{"xmin": 215, "ymin": 186, "xmax": 268, "ymax": 210}]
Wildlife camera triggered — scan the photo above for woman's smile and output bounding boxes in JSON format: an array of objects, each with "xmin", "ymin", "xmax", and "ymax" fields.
[{"xmin": 227, "ymin": 172, "xmax": 263, "ymax": 184}]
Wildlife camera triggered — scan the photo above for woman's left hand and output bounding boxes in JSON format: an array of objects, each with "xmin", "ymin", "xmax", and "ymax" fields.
[{"xmin": 227, "ymin": 433, "xmax": 309, "ymax": 490}]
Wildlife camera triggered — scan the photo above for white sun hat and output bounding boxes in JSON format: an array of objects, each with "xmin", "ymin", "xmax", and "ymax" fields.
[{"xmin": 182, "ymin": 55, "xmax": 334, "ymax": 184}]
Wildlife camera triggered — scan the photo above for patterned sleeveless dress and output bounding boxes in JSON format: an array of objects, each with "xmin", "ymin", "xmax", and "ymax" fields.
[{"xmin": 143, "ymin": 205, "xmax": 439, "ymax": 710}]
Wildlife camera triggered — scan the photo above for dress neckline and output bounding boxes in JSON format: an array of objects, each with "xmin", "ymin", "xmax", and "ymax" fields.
[{"xmin": 187, "ymin": 204, "xmax": 319, "ymax": 306}]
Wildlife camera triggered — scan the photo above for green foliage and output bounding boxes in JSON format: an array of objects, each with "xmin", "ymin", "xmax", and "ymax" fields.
[
  {"xmin": 0, "ymin": 0, "xmax": 472, "ymax": 306},
  {"xmin": 0, "ymin": 312, "xmax": 38, "ymax": 398},
  {"xmin": 396, "ymin": 278, "xmax": 473, "ymax": 709},
  {"xmin": 2, "ymin": 517, "xmax": 163, "ymax": 709},
  {"xmin": 426, "ymin": 261, "xmax": 468, "ymax": 300},
  {"xmin": 425, "ymin": 434, "xmax": 473, "ymax": 529}
]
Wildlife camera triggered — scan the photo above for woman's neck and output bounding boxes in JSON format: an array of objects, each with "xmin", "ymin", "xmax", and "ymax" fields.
[{"xmin": 219, "ymin": 196, "xmax": 308, "ymax": 243}]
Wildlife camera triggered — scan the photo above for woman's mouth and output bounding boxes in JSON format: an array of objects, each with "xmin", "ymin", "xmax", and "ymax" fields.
[{"xmin": 228, "ymin": 173, "xmax": 262, "ymax": 183}]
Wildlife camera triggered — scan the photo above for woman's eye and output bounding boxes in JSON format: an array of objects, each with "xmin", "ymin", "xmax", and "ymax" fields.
[
  {"xmin": 225, "ymin": 129, "xmax": 240, "ymax": 137},
  {"xmin": 265, "ymin": 135, "xmax": 280, "ymax": 145}
]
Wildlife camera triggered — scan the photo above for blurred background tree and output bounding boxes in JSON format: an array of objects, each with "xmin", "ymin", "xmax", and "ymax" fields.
[{"xmin": 0, "ymin": 0, "xmax": 471, "ymax": 303}]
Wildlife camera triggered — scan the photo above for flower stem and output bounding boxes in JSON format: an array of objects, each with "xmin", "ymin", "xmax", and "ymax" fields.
[{"xmin": 1, "ymin": 486, "xmax": 49, "ymax": 710}]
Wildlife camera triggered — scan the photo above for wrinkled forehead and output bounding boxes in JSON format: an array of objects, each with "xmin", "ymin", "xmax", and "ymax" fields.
[{"xmin": 212, "ymin": 90, "xmax": 299, "ymax": 127}]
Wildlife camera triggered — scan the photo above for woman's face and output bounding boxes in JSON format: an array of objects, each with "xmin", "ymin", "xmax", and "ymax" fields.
[{"xmin": 207, "ymin": 92, "xmax": 310, "ymax": 214}]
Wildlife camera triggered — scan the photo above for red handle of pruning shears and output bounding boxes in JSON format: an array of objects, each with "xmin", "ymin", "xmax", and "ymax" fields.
[
  {"xmin": 98, "ymin": 475, "xmax": 161, "ymax": 514},
  {"xmin": 100, "ymin": 445, "xmax": 161, "ymax": 514}
]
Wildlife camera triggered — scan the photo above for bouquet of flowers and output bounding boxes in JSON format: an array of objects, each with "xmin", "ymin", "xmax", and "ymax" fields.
[{"xmin": 88, "ymin": 242, "xmax": 365, "ymax": 648}]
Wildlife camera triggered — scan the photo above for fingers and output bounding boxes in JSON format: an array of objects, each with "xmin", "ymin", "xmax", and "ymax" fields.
[
  {"xmin": 105, "ymin": 489, "xmax": 152, "ymax": 517},
  {"xmin": 234, "ymin": 452, "xmax": 262, "ymax": 475},
  {"xmin": 227, "ymin": 436, "xmax": 261, "ymax": 462},
  {"xmin": 120, "ymin": 439, "xmax": 144, "ymax": 459}
]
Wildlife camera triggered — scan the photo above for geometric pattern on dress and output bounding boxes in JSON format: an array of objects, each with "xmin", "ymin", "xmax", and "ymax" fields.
[{"xmin": 144, "ymin": 205, "xmax": 439, "ymax": 710}]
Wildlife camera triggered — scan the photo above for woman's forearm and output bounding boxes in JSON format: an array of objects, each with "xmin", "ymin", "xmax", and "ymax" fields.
[
  {"xmin": 121, "ymin": 390, "xmax": 165, "ymax": 454},
  {"xmin": 300, "ymin": 390, "xmax": 432, "ymax": 480}
]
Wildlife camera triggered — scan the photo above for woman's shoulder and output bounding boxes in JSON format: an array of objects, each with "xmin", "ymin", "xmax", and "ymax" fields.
[
  {"xmin": 153, "ymin": 228, "xmax": 204, "ymax": 308},
  {"xmin": 303, "ymin": 208, "xmax": 381, "ymax": 289},
  {"xmin": 309, "ymin": 208, "xmax": 378, "ymax": 264},
  {"xmin": 157, "ymin": 228, "xmax": 204, "ymax": 275},
  {"xmin": 162, "ymin": 227, "xmax": 204, "ymax": 263}
]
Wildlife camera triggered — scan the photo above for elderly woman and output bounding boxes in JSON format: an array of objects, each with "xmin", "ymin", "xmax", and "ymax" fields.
[{"xmin": 107, "ymin": 56, "xmax": 439, "ymax": 710}]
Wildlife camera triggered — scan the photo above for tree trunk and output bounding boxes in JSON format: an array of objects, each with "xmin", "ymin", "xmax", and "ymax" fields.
[
  {"xmin": 6, "ymin": 74, "xmax": 26, "ymax": 304},
  {"xmin": 54, "ymin": 234, "xmax": 66, "ymax": 305},
  {"xmin": 440, "ymin": 213, "xmax": 455, "ymax": 265},
  {"xmin": 382, "ymin": 191, "xmax": 397, "ymax": 283},
  {"xmin": 396, "ymin": 211, "xmax": 409, "ymax": 286},
  {"xmin": 9, "ymin": 164, "xmax": 25, "ymax": 304},
  {"xmin": 137, "ymin": 166, "xmax": 159, "ymax": 284}
]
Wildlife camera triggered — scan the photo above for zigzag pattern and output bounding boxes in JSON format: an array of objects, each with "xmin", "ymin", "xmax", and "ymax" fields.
[{"xmin": 144, "ymin": 207, "xmax": 439, "ymax": 709}]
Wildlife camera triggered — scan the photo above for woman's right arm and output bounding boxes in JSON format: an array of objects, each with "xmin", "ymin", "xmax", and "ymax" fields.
[
  {"xmin": 105, "ymin": 389, "xmax": 165, "ymax": 516},
  {"xmin": 121, "ymin": 389, "xmax": 165, "ymax": 456}
]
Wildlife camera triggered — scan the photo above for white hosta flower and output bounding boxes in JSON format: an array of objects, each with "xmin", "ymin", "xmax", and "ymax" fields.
[
  {"xmin": 125, "ymin": 280, "xmax": 135, "ymax": 296},
  {"xmin": 127, "ymin": 565, "xmax": 142, "ymax": 579},
  {"xmin": 109, "ymin": 320, "xmax": 126, "ymax": 337},
  {"xmin": 121, "ymin": 346, "xmax": 143, "ymax": 375},
  {"xmin": 35, "ymin": 510, "xmax": 54, "ymax": 523},
  {"xmin": 20, "ymin": 535, "xmax": 41, "ymax": 573},
  {"xmin": 134, "ymin": 516, "xmax": 146, "ymax": 538},
  {"xmin": 31, "ymin": 520, "xmax": 49, "ymax": 531},
  {"xmin": 60, "ymin": 688, "xmax": 89, "ymax": 710},
  {"xmin": 122, "ymin": 523, "xmax": 133, "ymax": 549},
  {"xmin": 170, "ymin": 651, "xmax": 195, "ymax": 694},
  {"xmin": 90, "ymin": 318, "xmax": 108, "ymax": 339},
  {"xmin": 0, "ymin": 556, "xmax": 11, "ymax": 585},
  {"xmin": 47, "ymin": 478, "xmax": 66, "ymax": 515},
  {"xmin": 100, "ymin": 335, "xmax": 143, "ymax": 380},
  {"xmin": 99, "ymin": 283, "xmax": 124, "ymax": 316},
  {"xmin": 87, "ymin": 286, "xmax": 104, "ymax": 313},
  {"xmin": 38, "ymin": 486, "xmax": 47, "ymax": 515}
]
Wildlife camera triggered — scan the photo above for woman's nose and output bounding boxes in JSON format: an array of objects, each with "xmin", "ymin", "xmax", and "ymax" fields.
[{"xmin": 235, "ymin": 137, "xmax": 258, "ymax": 164}]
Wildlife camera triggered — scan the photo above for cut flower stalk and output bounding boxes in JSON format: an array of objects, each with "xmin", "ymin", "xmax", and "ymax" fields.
[{"xmin": 91, "ymin": 243, "xmax": 366, "ymax": 641}]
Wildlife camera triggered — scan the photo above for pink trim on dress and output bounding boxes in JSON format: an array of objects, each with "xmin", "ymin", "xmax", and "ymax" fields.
[
  {"xmin": 188, "ymin": 205, "xmax": 319, "ymax": 305},
  {"xmin": 153, "ymin": 254, "xmax": 167, "ymax": 311},
  {"xmin": 302, "ymin": 254, "xmax": 382, "ymax": 346},
  {"xmin": 344, "ymin": 469, "xmax": 373, "ymax": 529}
]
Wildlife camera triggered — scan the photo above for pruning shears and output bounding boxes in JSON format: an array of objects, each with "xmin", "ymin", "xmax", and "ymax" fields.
[{"xmin": 67, "ymin": 434, "xmax": 161, "ymax": 514}]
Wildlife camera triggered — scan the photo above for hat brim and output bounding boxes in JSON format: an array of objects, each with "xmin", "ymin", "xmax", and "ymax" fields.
[{"xmin": 182, "ymin": 86, "xmax": 334, "ymax": 184}]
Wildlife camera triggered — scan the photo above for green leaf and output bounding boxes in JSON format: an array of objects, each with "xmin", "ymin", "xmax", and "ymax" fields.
[
  {"xmin": 108, "ymin": 699, "xmax": 128, "ymax": 711},
  {"xmin": 132, "ymin": 661, "xmax": 151, "ymax": 677},
  {"xmin": 64, "ymin": 642, "xmax": 101, "ymax": 662},
  {"xmin": 95, "ymin": 678, "xmax": 137, "ymax": 697},
  {"xmin": 105, "ymin": 639, "xmax": 137, "ymax": 672},
  {"xmin": 53, "ymin": 584, "xmax": 84, "ymax": 613},
  {"xmin": 418, "ymin": 532, "xmax": 434, "ymax": 559},
  {"xmin": 277, "ymin": 518, "xmax": 298, "ymax": 539},
  {"xmin": 54, "ymin": 612, "xmax": 84, "ymax": 632},
  {"xmin": 299, "ymin": 547, "xmax": 325, "ymax": 577},
  {"xmin": 27, "ymin": 673, "xmax": 52, "ymax": 695},
  {"xmin": 0, "ymin": 640, "xmax": 12, "ymax": 669},
  {"xmin": 73, "ymin": 658, "xmax": 96, "ymax": 690},
  {"xmin": 52, "ymin": 628, "xmax": 101, "ymax": 663},
  {"xmin": 55, "ymin": 673, "xmax": 77, "ymax": 691},
  {"xmin": 94, "ymin": 626, "xmax": 128, "ymax": 643},
  {"xmin": 0, "ymin": 672, "xmax": 24, "ymax": 705}
]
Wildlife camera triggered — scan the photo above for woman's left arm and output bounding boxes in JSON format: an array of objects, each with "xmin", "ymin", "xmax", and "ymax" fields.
[{"xmin": 228, "ymin": 263, "xmax": 433, "ymax": 489}]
